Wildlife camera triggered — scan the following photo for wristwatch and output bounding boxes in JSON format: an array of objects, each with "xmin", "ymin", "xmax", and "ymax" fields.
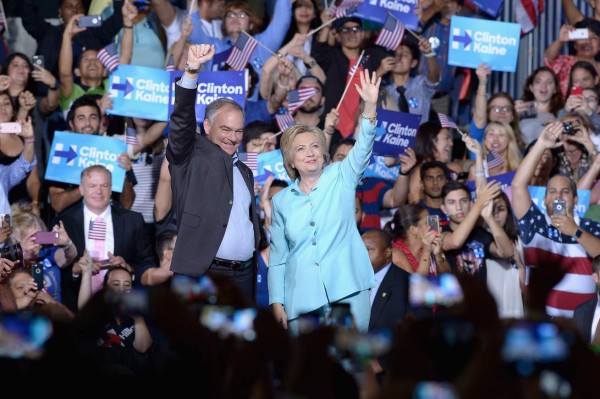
[{"xmin": 184, "ymin": 63, "xmax": 200, "ymax": 74}]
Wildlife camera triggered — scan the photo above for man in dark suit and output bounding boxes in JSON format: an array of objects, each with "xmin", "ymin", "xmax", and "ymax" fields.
[
  {"xmin": 363, "ymin": 229, "xmax": 410, "ymax": 332},
  {"xmin": 57, "ymin": 165, "xmax": 156, "ymax": 311},
  {"xmin": 167, "ymin": 44, "xmax": 260, "ymax": 302},
  {"xmin": 573, "ymin": 256, "xmax": 600, "ymax": 344}
]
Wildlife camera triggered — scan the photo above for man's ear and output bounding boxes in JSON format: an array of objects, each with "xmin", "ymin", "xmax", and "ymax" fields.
[
  {"xmin": 203, "ymin": 119, "xmax": 211, "ymax": 136},
  {"xmin": 410, "ymin": 58, "xmax": 418, "ymax": 69},
  {"xmin": 441, "ymin": 203, "xmax": 447, "ymax": 215},
  {"xmin": 74, "ymin": 68, "xmax": 82, "ymax": 78},
  {"xmin": 593, "ymin": 272, "xmax": 599, "ymax": 285},
  {"xmin": 69, "ymin": 120, "xmax": 75, "ymax": 131},
  {"xmin": 79, "ymin": 184, "xmax": 84, "ymax": 197}
]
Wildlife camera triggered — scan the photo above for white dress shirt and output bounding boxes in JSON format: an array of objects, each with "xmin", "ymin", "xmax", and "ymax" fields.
[{"xmin": 370, "ymin": 263, "xmax": 392, "ymax": 307}]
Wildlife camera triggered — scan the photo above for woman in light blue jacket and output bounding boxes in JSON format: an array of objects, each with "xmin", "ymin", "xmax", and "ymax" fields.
[{"xmin": 268, "ymin": 69, "xmax": 381, "ymax": 332}]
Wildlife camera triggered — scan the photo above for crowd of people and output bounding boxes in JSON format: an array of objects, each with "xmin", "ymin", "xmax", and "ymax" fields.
[{"xmin": 2, "ymin": 0, "xmax": 600, "ymax": 396}]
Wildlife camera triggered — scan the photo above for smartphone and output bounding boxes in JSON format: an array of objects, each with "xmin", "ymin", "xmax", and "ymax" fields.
[
  {"xmin": 0, "ymin": 313, "xmax": 53, "ymax": 359},
  {"xmin": 552, "ymin": 199, "xmax": 567, "ymax": 216},
  {"xmin": 413, "ymin": 382, "xmax": 459, "ymax": 399},
  {"xmin": 521, "ymin": 101, "xmax": 538, "ymax": 119},
  {"xmin": 32, "ymin": 262, "xmax": 44, "ymax": 289},
  {"xmin": 501, "ymin": 322, "xmax": 571, "ymax": 376},
  {"xmin": 409, "ymin": 273, "xmax": 464, "ymax": 307},
  {"xmin": 33, "ymin": 231, "xmax": 59, "ymax": 245},
  {"xmin": 77, "ymin": 15, "xmax": 103, "ymax": 28},
  {"xmin": 570, "ymin": 86, "xmax": 583, "ymax": 96},
  {"xmin": 427, "ymin": 215, "xmax": 440, "ymax": 233},
  {"xmin": 329, "ymin": 303, "xmax": 354, "ymax": 329},
  {"xmin": 200, "ymin": 306, "xmax": 257, "ymax": 341},
  {"xmin": 32, "ymin": 55, "xmax": 44, "ymax": 69},
  {"xmin": 0, "ymin": 122, "xmax": 22, "ymax": 134},
  {"xmin": 96, "ymin": 259, "xmax": 112, "ymax": 269},
  {"xmin": 568, "ymin": 28, "xmax": 589, "ymax": 40},
  {"xmin": 0, "ymin": 213, "xmax": 10, "ymax": 227},
  {"xmin": 171, "ymin": 274, "xmax": 218, "ymax": 304}
]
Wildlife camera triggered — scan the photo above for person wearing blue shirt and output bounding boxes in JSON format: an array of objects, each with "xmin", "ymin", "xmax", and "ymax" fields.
[{"xmin": 268, "ymin": 69, "xmax": 381, "ymax": 333}]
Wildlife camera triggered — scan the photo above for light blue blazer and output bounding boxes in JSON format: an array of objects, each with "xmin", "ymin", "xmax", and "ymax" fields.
[{"xmin": 268, "ymin": 118, "xmax": 377, "ymax": 320}]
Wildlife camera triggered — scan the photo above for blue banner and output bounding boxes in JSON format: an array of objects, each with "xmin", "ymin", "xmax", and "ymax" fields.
[
  {"xmin": 355, "ymin": 0, "xmax": 418, "ymax": 30},
  {"xmin": 363, "ymin": 156, "xmax": 400, "ymax": 182},
  {"xmin": 45, "ymin": 132, "xmax": 127, "ymax": 192},
  {"xmin": 448, "ymin": 16, "xmax": 521, "ymax": 72},
  {"xmin": 471, "ymin": 0, "xmax": 504, "ymax": 18},
  {"xmin": 528, "ymin": 186, "xmax": 590, "ymax": 218},
  {"xmin": 372, "ymin": 108, "xmax": 419, "ymax": 157},
  {"xmin": 168, "ymin": 70, "xmax": 246, "ymax": 123},
  {"xmin": 258, "ymin": 149, "xmax": 293, "ymax": 184},
  {"xmin": 466, "ymin": 171, "xmax": 516, "ymax": 192},
  {"xmin": 108, "ymin": 65, "xmax": 171, "ymax": 121}
]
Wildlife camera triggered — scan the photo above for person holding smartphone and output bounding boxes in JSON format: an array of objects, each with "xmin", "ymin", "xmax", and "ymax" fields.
[{"xmin": 512, "ymin": 121, "xmax": 600, "ymax": 317}]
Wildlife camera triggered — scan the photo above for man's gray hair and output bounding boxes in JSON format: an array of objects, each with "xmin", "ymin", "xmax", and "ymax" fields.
[{"xmin": 204, "ymin": 98, "xmax": 245, "ymax": 124}]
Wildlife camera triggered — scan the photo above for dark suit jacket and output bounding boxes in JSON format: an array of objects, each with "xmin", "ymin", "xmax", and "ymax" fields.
[
  {"xmin": 369, "ymin": 263, "xmax": 410, "ymax": 332},
  {"xmin": 57, "ymin": 204, "xmax": 156, "ymax": 311},
  {"xmin": 573, "ymin": 296, "xmax": 598, "ymax": 344},
  {"xmin": 166, "ymin": 83, "xmax": 260, "ymax": 276}
]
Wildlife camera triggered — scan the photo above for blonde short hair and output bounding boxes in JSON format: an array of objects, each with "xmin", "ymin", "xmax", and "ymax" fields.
[{"xmin": 280, "ymin": 125, "xmax": 330, "ymax": 181}]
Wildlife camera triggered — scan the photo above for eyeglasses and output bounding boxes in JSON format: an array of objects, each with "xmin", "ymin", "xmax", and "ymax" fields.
[
  {"xmin": 226, "ymin": 11, "xmax": 248, "ymax": 19},
  {"xmin": 489, "ymin": 106, "xmax": 513, "ymax": 113},
  {"xmin": 339, "ymin": 26, "xmax": 362, "ymax": 34}
]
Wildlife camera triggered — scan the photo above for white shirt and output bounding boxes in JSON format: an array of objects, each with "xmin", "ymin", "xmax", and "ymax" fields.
[
  {"xmin": 370, "ymin": 263, "xmax": 392, "ymax": 307},
  {"xmin": 591, "ymin": 294, "xmax": 600, "ymax": 343},
  {"xmin": 83, "ymin": 205, "xmax": 114, "ymax": 260}
]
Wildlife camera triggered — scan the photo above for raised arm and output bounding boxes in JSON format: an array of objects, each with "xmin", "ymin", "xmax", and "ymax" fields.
[
  {"xmin": 544, "ymin": 25, "xmax": 571, "ymax": 65},
  {"xmin": 382, "ymin": 148, "xmax": 417, "ymax": 208},
  {"xmin": 481, "ymin": 201, "xmax": 513, "ymax": 259},
  {"xmin": 511, "ymin": 122, "xmax": 563, "ymax": 219},
  {"xmin": 119, "ymin": 1, "xmax": 138, "ymax": 65},
  {"xmin": 59, "ymin": 15, "xmax": 86, "ymax": 99},
  {"xmin": 561, "ymin": 0, "xmax": 585, "ymax": 24},
  {"xmin": 167, "ymin": 44, "xmax": 215, "ymax": 166},
  {"xmin": 473, "ymin": 64, "xmax": 491, "ymax": 130},
  {"xmin": 339, "ymin": 69, "xmax": 381, "ymax": 187}
]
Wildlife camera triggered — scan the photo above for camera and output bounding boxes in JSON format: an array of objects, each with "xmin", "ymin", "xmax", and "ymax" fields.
[
  {"xmin": 562, "ymin": 121, "xmax": 576, "ymax": 136},
  {"xmin": 0, "ymin": 243, "xmax": 23, "ymax": 262}
]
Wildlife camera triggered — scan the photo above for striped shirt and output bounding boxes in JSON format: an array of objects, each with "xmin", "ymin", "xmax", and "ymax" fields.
[
  {"xmin": 519, "ymin": 204, "xmax": 600, "ymax": 317},
  {"xmin": 131, "ymin": 151, "xmax": 165, "ymax": 223}
]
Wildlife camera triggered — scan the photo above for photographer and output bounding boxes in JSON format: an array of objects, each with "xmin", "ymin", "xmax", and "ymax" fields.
[
  {"xmin": 556, "ymin": 112, "xmax": 599, "ymax": 183},
  {"xmin": 512, "ymin": 121, "xmax": 600, "ymax": 317}
]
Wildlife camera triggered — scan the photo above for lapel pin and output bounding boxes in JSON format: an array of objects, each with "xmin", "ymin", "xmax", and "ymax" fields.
[{"xmin": 382, "ymin": 292, "xmax": 387, "ymax": 298}]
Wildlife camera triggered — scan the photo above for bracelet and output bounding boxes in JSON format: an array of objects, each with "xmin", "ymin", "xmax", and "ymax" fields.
[
  {"xmin": 362, "ymin": 112, "xmax": 377, "ymax": 125},
  {"xmin": 123, "ymin": 24, "xmax": 133, "ymax": 29},
  {"xmin": 276, "ymin": 80, "xmax": 289, "ymax": 91},
  {"xmin": 424, "ymin": 51, "xmax": 437, "ymax": 58},
  {"xmin": 24, "ymin": 137, "xmax": 35, "ymax": 144},
  {"xmin": 399, "ymin": 168, "xmax": 411, "ymax": 176}
]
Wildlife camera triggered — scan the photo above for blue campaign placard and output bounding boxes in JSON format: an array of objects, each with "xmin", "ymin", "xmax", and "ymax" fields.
[
  {"xmin": 470, "ymin": 0, "xmax": 504, "ymax": 18},
  {"xmin": 528, "ymin": 186, "xmax": 590, "ymax": 218},
  {"xmin": 372, "ymin": 108, "xmax": 420, "ymax": 157},
  {"xmin": 108, "ymin": 65, "xmax": 171, "ymax": 121},
  {"xmin": 363, "ymin": 156, "xmax": 400, "ymax": 182},
  {"xmin": 258, "ymin": 149, "xmax": 293, "ymax": 184},
  {"xmin": 355, "ymin": 0, "xmax": 418, "ymax": 30},
  {"xmin": 168, "ymin": 70, "xmax": 246, "ymax": 123},
  {"xmin": 448, "ymin": 16, "xmax": 521, "ymax": 72},
  {"xmin": 466, "ymin": 171, "xmax": 516, "ymax": 192},
  {"xmin": 45, "ymin": 132, "xmax": 127, "ymax": 192}
]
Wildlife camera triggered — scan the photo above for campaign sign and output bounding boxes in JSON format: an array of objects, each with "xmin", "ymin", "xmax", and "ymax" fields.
[
  {"xmin": 372, "ymin": 109, "xmax": 419, "ymax": 157},
  {"xmin": 528, "ymin": 186, "xmax": 590, "ymax": 218},
  {"xmin": 46, "ymin": 132, "xmax": 127, "ymax": 192},
  {"xmin": 466, "ymin": 171, "xmax": 516, "ymax": 192},
  {"xmin": 168, "ymin": 70, "xmax": 246, "ymax": 123},
  {"xmin": 355, "ymin": 0, "xmax": 418, "ymax": 30},
  {"xmin": 108, "ymin": 65, "xmax": 171, "ymax": 121},
  {"xmin": 363, "ymin": 156, "xmax": 400, "ymax": 182},
  {"xmin": 470, "ymin": 0, "xmax": 504, "ymax": 18},
  {"xmin": 258, "ymin": 149, "xmax": 293, "ymax": 184},
  {"xmin": 448, "ymin": 16, "xmax": 520, "ymax": 72}
]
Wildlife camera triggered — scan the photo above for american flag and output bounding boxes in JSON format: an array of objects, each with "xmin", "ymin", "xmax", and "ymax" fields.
[
  {"xmin": 125, "ymin": 127, "xmax": 140, "ymax": 146},
  {"xmin": 226, "ymin": 32, "xmax": 259, "ymax": 70},
  {"xmin": 275, "ymin": 113, "xmax": 296, "ymax": 131},
  {"xmin": 166, "ymin": 54, "xmax": 175, "ymax": 72},
  {"xmin": 89, "ymin": 217, "xmax": 106, "ymax": 240},
  {"xmin": 97, "ymin": 42, "xmax": 119, "ymax": 73},
  {"xmin": 287, "ymin": 87, "xmax": 317, "ymax": 112},
  {"xmin": 515, "ymin": 0, "xmax": 544, "ymax": 35},
  {"xmin": 348, "ymin": 54, "xmax": 369, "ymax": 76},
  {"xmin": 437, "ymin": 113, "xmax": 458, "ymax": 129},
  {"xmin": 374, "ymin": 14, "xmax": 405, "ymax": 51},
  {"xmin": 238, "ymin": 152, "xmax": 258, "ymax": 175},
  {"xmin": 331, "ymin": 0, "xmax": 362, "ymax": 18},
  {"xmin": 486, "ymin": 150, "xmax": 504, "ymax": 169}
]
